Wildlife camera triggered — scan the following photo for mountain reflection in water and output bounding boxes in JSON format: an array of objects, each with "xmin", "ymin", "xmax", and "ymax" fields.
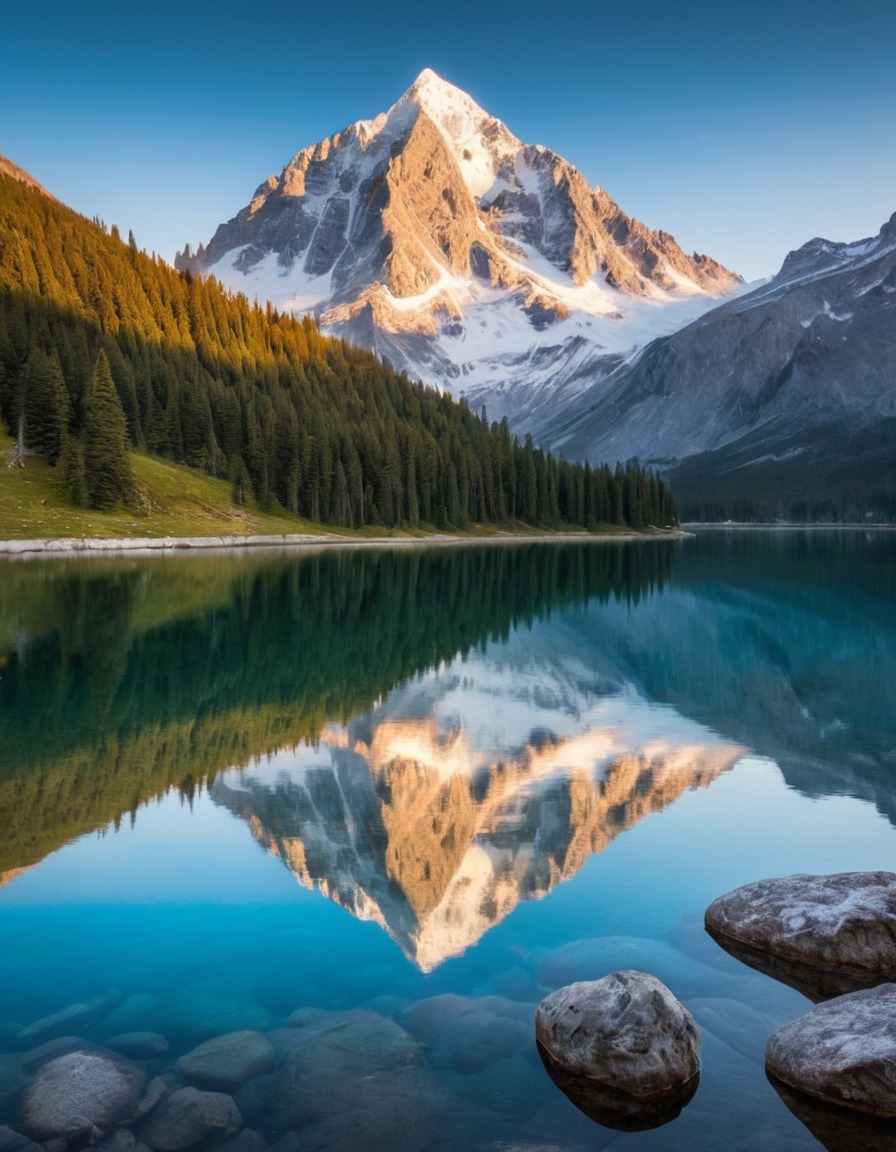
[
  {"xmin": 0, "ymin": 541, "xmax": 674, "ymax": 881},
  {"xmin": 212, "ymin": 648, "xmax": 744, "ymax": 969}
]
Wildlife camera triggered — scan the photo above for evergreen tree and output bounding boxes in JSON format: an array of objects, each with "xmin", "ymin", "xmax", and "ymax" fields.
[
  {"xmin": 60, "ymin": 435, "xmax": 87, "ymax": 506},
  {"xmin": 0, "ymin": 167, "xmax": 683, "ymax": 533},
  {"xmin": 21, "ymin": 348, "xmax": 69, "ymax": 464},
  {"xmin": 83, "ymin": 350, "xmax": 134, "ymax": 509}
]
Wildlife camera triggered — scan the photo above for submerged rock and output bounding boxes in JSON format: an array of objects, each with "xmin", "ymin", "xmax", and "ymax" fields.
[
  {"xmin": 133, "ymin": 1075, "xmax": 176, "ymax": 1121},
  {"xmin": 138, "ymin": 1086, "xmax": 241, "ymax": 1150},
  {"xmin": 106, "ymin": 1033, "xmax": 170, "ymax": 1060},
  {"xmin": 705, "ymin": 872, "xmax": 896, "ymax": 1000},
  {"xmin": 766, "ymin": 983, "xmax": 896, "ymax": 1119},
  {"xmin": 282, "ymin": 1008, "xmax": 419, "ymax": 1073},
  {"xmin": 401, "ymin": 994, "xmax": 530, "ymax": 1073},
  {"xmin": 0, "ymin": 1126, "xmax": 44, "ymax": 1152},
  {"xmin": 17, "ymin": 992, "xmax": 121, "ymax": 1044},
  {"xmin": 20, "ymin": 1035, "xmax": 115, "ymax": 1073},
  {"xmin": 535, "ymin": 970, "xmax": 701, "ymax": 1130},
  {"xmin": 21, "ymin": 1050, "xmax": 145, "ymax": 1140},
  {"xmin": 176, "ymin": 1031, "xmax": 274, "ymax": 1092},
  {"xmin": 94, "ymin": 1130, "xmax": 137, "ymax": 1152}
]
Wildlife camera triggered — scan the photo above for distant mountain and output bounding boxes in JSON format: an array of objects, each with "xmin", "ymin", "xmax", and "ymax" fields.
[
  {"xmin": 181, "ymin": 69, "xmax": 740, "ymax": 432},
  {"xmin": 543, "ymin": 214, "xmax": 896, "ymax": 520}
]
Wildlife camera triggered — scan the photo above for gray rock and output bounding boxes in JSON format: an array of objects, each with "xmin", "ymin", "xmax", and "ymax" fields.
[
  {"xmin": 705, "ymin": 872, "xmax": 896, "ymax": 1000},
  {"xmin": 282, "ymin": 1008, "xmax": 418, "ymax": 1073},
  {"xmin": 17, "ymin": 992, "xmax": 121, "ymax": 1043},
  {"xmin": 138, "ymin": 1087, "xmax": 241, "ymax": 1151},
  {"xmin": 176, "ymin": 1032, "xmax": 274, "ymax": 1092},
  {"xmin": 0, "ymin": 1125, "xmax": 44, "ymax": 1152},
  {"xmin": 95, "ymin": 1130, "xmax": 137, "ymax": 1152},
  {"xmin": 265, "ymin": 1063, "xmax": 454, "ymax": 1150},
  {"xmin": 401, "ymin": 994, "xmax": 531, "ymax": 1073},
  {"xmin": 20, "ymin": 1035, "xmax": 114, "ymax": 1072},
  {"xmin": 106, "ymin": 1033, "xmax": 170, "ymax": 1060},
  {"xmin": 21, "ymin": 1051, "xmax": 146, "ymax": 1140},
  {"xmin": 132, "ymin": 1075, "xmax": 176, "ymax": 1121},
  {"xmin": 535, "ymin": 971, "xmax": 701, "ymax": 1130},
  {"xmin": 766, "ymin": 983, "xmax": 896, "ymax": 1118}
]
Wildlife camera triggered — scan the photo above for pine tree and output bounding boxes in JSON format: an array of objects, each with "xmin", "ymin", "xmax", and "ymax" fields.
[
  {"xmin": 83, "ymin": 350, "xmax": 134, "ymax": 509},
  {"xmin": 60, "ymin": 435, "xmax": 88, "ymax": 506},
  {"xmin": 21, "ymin": 348, "xmax": 69, "ymax": 464}
]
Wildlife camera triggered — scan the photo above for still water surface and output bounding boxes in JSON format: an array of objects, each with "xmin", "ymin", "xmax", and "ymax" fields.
[{"xmin": 1, "ymin": 531, "xmax": 894, "ymax": 1150}]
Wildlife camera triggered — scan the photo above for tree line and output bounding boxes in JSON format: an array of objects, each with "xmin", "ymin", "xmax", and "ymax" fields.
[{"xmin": 0, "ymin": 171, "xmax": 678, "ymax": 529}]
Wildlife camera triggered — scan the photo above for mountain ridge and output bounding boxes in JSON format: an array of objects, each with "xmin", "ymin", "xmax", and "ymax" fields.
[{"xmin": 541, "ymin": 210, "xmax": 896, "ymax": 519}]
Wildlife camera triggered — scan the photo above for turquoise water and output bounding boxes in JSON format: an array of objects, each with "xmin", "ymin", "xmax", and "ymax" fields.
[{"xmin": 1, "ymin": 531, "xmax": 894, "ymax": 1150}]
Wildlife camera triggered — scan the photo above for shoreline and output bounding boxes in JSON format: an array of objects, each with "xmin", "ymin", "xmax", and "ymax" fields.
[
  {"xmin": 684, "ymin": 522, "xmax": 896, "ymax": 531},
  {"xmin": 0, "ymin": 528, "xmax": 690, "ymax": 559}
]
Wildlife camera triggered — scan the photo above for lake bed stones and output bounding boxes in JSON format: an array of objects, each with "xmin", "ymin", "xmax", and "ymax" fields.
[
  {"xmin": 176, "ymin": 1031, "xmax": 274, "ymax": 1092},
  {"xmin": 138, "ymin": 1086, "xmax": 241, "ymax": 1151},
  {"xmin": 21, "ymin": 1050, "xmax": 145, "ymax": 1140},
  {"xmin": 766, "ymin": 983, "xmax": 896, "ymax": 1119},
  {"xmin": 535, "ymin": 970, "xmax": 701, "ymax": 1130},
  {"xmin": 705, "ymin": 872, "xmax": 896, "ymax": 1000},
  {"xmin": 106, "ymin": 1033, "xmax": 170, "ymax": 1060}
]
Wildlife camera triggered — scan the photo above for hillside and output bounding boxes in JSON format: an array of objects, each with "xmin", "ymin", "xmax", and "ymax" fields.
[
  {"xmin": 0, "ymin": 428, "xmax": 328, "ymax": 541},
  {"xmin": 0, "ymin": 159, "xmax": 677, "ymax": 534}
]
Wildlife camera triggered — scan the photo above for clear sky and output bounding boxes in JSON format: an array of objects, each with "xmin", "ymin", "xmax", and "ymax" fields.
[{"xmin": 2, "ymin": 0, "xmax": 894, "ymax": 282}]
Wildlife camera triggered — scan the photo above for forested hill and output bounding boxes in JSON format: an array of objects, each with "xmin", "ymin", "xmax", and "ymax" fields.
[{"xmin": 0, "ymin": 164, "xmax": 677, "ymax": 531}]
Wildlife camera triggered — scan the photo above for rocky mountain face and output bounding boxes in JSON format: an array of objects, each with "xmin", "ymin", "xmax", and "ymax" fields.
[
  {"xmin": 182, "ymin": 69, "xmax": 740, "ymax": 432},
  {"xmin": 210, "ymin": 653, "xmax": 743, "ymax": 971},
  {"xmin": 543, "ymin": 214, "xmax": 896, "ymax": 518}
]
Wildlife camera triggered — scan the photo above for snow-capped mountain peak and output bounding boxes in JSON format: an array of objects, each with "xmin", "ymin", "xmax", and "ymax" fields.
[
  {"xmin": 397, "ymin": 68, "xmax": 521, "ymax": 199},
  {"xmin": 181, "ymin": 71, "xmax": 742, "ymax": 438}
]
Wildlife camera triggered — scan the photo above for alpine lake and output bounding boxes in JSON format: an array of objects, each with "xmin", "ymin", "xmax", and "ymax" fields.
[{"xmin": 1, "ymin": 529, "xmax": 894, "ymax": 1152}]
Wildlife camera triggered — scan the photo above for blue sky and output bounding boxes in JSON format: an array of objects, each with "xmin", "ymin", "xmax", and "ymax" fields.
[{"xmin": 2, "ymin": 0, "xmax": 894, "ymax": 281}]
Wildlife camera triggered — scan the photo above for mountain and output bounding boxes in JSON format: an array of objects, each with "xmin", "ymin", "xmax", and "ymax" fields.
[
  {"xmin": 182, "ymin": 69, "xmax": 741, "ymax": 433},
  {"xmin": 543, "ymin": 213, "xmax": 896, "ymax": 520},
  {"xmin": 0, "ymin": 159, "xmax": 676, "ymax": 531},
  {"xmin": 0, "ymin": 152, "xmax": 54, "ymax": 199}
]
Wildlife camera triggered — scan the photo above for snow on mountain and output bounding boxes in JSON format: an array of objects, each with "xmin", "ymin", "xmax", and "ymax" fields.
[
  {"xmin": 541, "ymin": 211, "xmax": 896, "ymax": 499},
  {"xmin": 182, "ymin": 69, "xmax": 741, "ymax": 433}
]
